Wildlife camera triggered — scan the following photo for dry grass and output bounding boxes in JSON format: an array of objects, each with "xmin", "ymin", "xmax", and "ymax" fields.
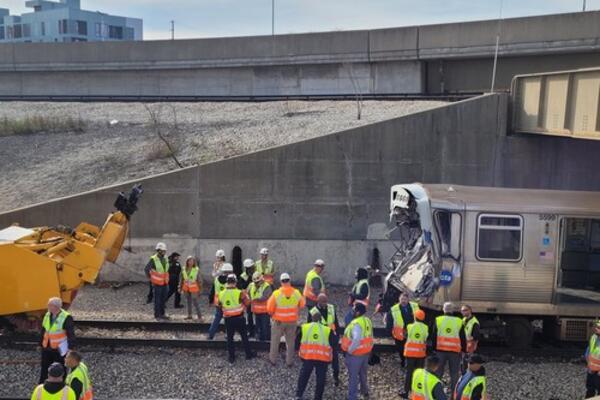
[
  {"xmin": 145, "ymin": 141, "xmax": 179, "ymax": 162},
  {"xmin": 0, "ymin": 115, "xmax": 85, "ymax": 136}
]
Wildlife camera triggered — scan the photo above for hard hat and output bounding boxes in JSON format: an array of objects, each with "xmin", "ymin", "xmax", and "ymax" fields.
[
  {"xmin": 415, "ymin": 309, "xmax": 426, "ymax": 321},
  {"xmin": 156, "ymin": 242, "xmax": 167, "ymax": 251},
  {"xmin": 252, "ymin": 271, "xmax": 263, "ymax": 282},
  {"xmin": 280, "ymin": 272, "xmax": 291, "ymax": 281},
  {"xmin": 215, "ymin": 249, "xmax": 225, "ymax": 258},
  {"xmin": 243, "ymin": 258, "xmax": 255, "ymax": 268},
  {"xmin": 314, "ymin": 259, "xmax": 325, "ymax": 267},
  {"xmin": 226, "ymin": 274, "xmax": 237, "ymax": 283},
  {"xmin": 260, "ymin": 248, "xmax": 269, "ymax": 255},
  {"xmin": 220, "ymin": 263, "xmax": 234, "ymax": 273}
]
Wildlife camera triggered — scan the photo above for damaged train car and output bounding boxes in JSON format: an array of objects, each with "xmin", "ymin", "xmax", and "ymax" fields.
[{"xmin": 383, "ymin": 183, "xmax": 600, "ymax": 346}]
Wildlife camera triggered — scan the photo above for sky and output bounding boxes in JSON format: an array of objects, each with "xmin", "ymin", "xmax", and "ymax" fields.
[{"xmin": 1, "ymin": 0, "xmax": 599, "ymax": 40}]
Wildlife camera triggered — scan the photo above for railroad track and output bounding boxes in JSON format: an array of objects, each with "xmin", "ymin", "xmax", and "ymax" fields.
[{"xmin": 0, "ymin": 93, "xmax": 480, "ymax": 103}]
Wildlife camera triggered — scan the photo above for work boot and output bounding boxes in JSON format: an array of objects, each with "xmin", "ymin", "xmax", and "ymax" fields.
[
  {"xmin": 334, "ymin": 377, "xmax": 340, "ymax": 387},
  {"xmin": 399, "ymin": 391, "xmax": 408, "ymax": 399},
  {"xmin": 228, "ymin": 355, "xmax": 235, "ymax": 364}
]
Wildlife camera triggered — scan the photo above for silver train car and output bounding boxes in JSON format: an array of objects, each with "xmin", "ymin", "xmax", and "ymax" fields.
[{"xmin": 385, "ymin": 183, "xmax": 600, "ymax": 346}]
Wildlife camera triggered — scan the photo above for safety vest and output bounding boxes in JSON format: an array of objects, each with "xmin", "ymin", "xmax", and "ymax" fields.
[
  {"xmin": 256, "ymin": 259, "xmax": 275, "ymax": 283},
  {"xmin": 454, "ymin": 375, "xmax": 487, "ymax": 400},
  {"xmin": 463, "ymin": 316, "xmax": 480, "ymax": 353},
  {"xmin": 181, "ymin": 267, "xmax": 200, "ymax": 293},
  {"xmin": 352, "ymin": 279, "xmax": 370, "ymax": 306},
  {"xmin": 390, "ymin": 301, "xmax": 420, "ymax": 340},
  {"xmin": 588, "ymin": 334, "xmax": 600, "ymax": 372},
  {"xmin": 435, "ymin": 315, "xmax": 462, "ymax": 353},
  {"xmin": 149, "ymin": 254, "xmax": 170, "ymax": 286},
  {"xmin": 42, "ymin": 309, "xmax": 70, "ymax": 351},
  {"xmin": 33, "ymin": 385, "xmax": 76, "ymax": 400},
  {"xmin": 272, "ymin": 288, "xmax": 303, "ymax": 322},
  {"xmin": 213, "ymin": 276, "xmax": 227, "ymax": 305},
  {"xmin": 66, "ymin": 362, "xmax": 93, "ymax": 400},
  {"xmin": 411, "ymin": 368, "xmax": 442, "ymax": 400},
  {"xmin": 218, "ymin": 288, "xmax": 245, "ymax": 317},
  {"xmin": 341, "ymin": 316, "xmax": 374, "ymax": 356},
  {"xmin": 248, "ymin": 281, "xmax": 271, "ymax": 314},
  {"xmin": 299, "ymin": 322, "xmax": 333, "ymax": 362},
  {"xmin": 311, "ymin": 304, "xmax": 337, "ymax": 333},
  {"xmin": 303, "ymin": 269, "xmax": 324, "ymax": 302},
  {"xmin": 404, "ymin": 321, "xmax": 429, "ymax": 359}
]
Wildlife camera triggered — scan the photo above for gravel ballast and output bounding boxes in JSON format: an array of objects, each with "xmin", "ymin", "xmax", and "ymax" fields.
[{"xmin": 0, "ymin": 100, "xmax": 445, "ymax": 212}]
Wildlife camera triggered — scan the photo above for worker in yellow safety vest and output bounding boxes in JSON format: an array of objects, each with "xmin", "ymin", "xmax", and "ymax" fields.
[
  {"xmin": 453, "ymin": 353, "xmax": 487, "ymax": 400},
  {"xmin": 312, "ymin": 293, "xmax": 341, "ymax": 386},
  {"xmin": 39, "ymin": 297, "xmax": 75, "ymax": 384},
  {"xmin": 411, "ymin": 355, "xmax": 446, "ymax": 400},
  {"xmin": 248, "ymin": 271, "xmax": 273, "ymax": 341},
  {"xmin": 460, "ymin": 304, "xmax": 480, "ymax": 374},
  {"xmin": 387, "ymin": 292, "xmax": 420, "ymax": 367},
  {"xmin": 304, "ymin": 259, "xmax": 326, "ymax": 309},
  {"xmin": 585, "ymin": 320, "xmax": 600, "ymax": 398},
  {"xmin": 255, "ymin": 247, "xmax": 276, "ymax": 284},
  {"xmin": 208, "ymin": 263, "xmax": 233, "ymax": 339},
  {"xmin": 341, "ymin": 303, "xmax": 373, "ymax": 400},
  {"xmin": 144, "ymin": 242, "xmax": 170, "ymax": 320},
  {"xmin": 295, "ymin": 309, "xmax": 335, "ymax": 400},
  {"xmin": 179, "ymin": 256, "xmax": 203, "ymax": 321},
  {"xmin": 65, "ymin": 351, "xmax": 93, "ymax": 400},
  {"xmin": 344, "ymin": 267, "xmax": 370, "ymax": 326},
  {"xmin": 217, "ymin": 274, "xmax": 256, "ymax": 363},
  {"xmin": 32, "ymin": 362, "xmax": 76, "ymax": 400},
  {"xmin": 400, "ymin": 309, "xmax": 428, "ymax": 399},
  {"xmin": 432, "ymin": 302, "xmax": 466, "ymax": 394}
]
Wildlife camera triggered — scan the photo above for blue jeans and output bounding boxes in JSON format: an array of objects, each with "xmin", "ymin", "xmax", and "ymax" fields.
[
  {"xmin": 254, "ymin": 313, "xmax": 271, "ymax": 341},
  {"xmin": 208, "ymin": 307, "xmax": 223, "ymax": 339},
  {"xmin": 153, "ymin": 284, "xmax": 167, "ymax": 318},
  {"xmin": 345, "ymin": 354, "xmax": 369, "ymax": 400},
  {"xmin": 344, "ymin": 307, "xmax": 354, "ymax": 326}
]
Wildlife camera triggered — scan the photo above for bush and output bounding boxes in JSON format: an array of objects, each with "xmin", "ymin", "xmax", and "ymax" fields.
[{"xmin": 0, "ymin": 116, "xmax": 86, "ymax": 136}]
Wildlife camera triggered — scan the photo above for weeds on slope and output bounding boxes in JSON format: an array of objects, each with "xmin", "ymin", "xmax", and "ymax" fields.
[{"xmin": 0, "ymin": 115, "xmax": 86, "ymax": 136}]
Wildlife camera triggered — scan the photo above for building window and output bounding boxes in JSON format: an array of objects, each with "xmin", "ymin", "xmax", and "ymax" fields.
[
  {"xmin": 6, "ymin": 25, "xmax": 13, "ymax": 39},
  {"xmin": 76, "ymin": 20, "xmax": 87, "ymax": 35},
  {"xmin": 476, "ymin": 214, "xmax": 523, "ymax": 261},
  {"xmin": 108, "ymin": 25, "xmax": 123, "ymax": 39},
  {"xmin": 40, "ymin": 21, "xmax": 45, "ymax": 36},
  {"xmin": 13, "ymin": 24, "xmax": 22, "ymax": 39},
  {"xmin": 95, "ymin": 22, "xmax": 101, "ymax": 37},
  {"xmin": 125, "ymin": 27, "xmax": 134, "ymax": 40},
  {"xmin": 0, "ymin": 26, "xmax": 4, "ymax": 40},
  {"xmin": 23, "ymin": 24, "xmax": 31, "ymax": 38},
  {"xmin": 58, "ymin": 19, "xmax": 68, "ymax": 34},
  {"xmin": 33, "ymin": 6, "xmax": 41, "ymax": 12}
]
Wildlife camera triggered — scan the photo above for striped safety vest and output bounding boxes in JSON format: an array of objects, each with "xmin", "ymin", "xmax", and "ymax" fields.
[
  {"xmin": 352, "ymin": 279, "xmax": 370, "ymax": 306},
  {"xmin": 311, "ymin": 304, "xmax": 337, "ymax": 333},
  {"xmin": 341, "ymin": 316, "xmax": 374, "ymax": 356},
  {"xmin": 303, "ymin": 269, "xmax": 324, "ymax": 302},
  {"xmin": 404, "ymin": 321, "xmax": 428, "ymax": 359},
  {"xmin": 411, "ymin": 368, "xmax": 442, "ymax": 400},
  {"xmin": 255, "ymin": 259, "xmax": 275, "ymax": 283},
  {"xmin": 390, "ymin": 301, "xmax": 420, "ymax": 340},
  {"xmin": 272, "ymin": 288, "xmax": 303, "ymax": 322},
  {"xmin": 299, "ymin": 322, "xmax": 333, "ymax": 362},
  {"xmin": 213, "ymin": 276, "xmax": 227, "ymax": 305},
  {"xmin": 149, "ymin": 254, "xmax": 169, "ymax": 286},
  {"xmin": 66, "ymin": 362, "xmax": 93, "ymax": 400},
  {"xmin": 463, "ymin": 316, "xmax": 480, "ymax": 353},
  {"xmin": 435, "ymin": 315, "xmax": 462, "ymax": 353},
  {"xmin": 249, "ymin": 281, "xmax": 271, "ymax": 314},
  {"xmin": 454, "ymin": 375, "xmax": 487, "ymax": 400},
  {"xmin": 218, "ymin": 288, "xmax": 245, "ymax": 317},
  {"xmin": 588, "ymin": 334, "xmax": 600, "ymax": 372},
  {"xmin": 181, "ymin": 266, "xmax": 200, "ymax": 293},
  {"xmin": 42, "ymin": 309, "xmax": 70, "ymax": 351},
  {"xmin": 32, "ymin": 385, "xmax": 76, "ymax": 400}
]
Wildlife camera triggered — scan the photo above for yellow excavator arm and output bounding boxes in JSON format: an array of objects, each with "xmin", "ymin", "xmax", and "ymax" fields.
[{"xmin": 0, "ymin": 185, "xmax": 143, "ymax": 317}]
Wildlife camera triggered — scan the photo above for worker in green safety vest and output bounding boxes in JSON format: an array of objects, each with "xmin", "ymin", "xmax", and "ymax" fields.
[
  {"xmin": 410, "ymin": 355, "xmax": 447, "ymax": 400},
  {"xmin": 65, "ymin": 351, "xmax": 93, "ymax": 400},
  {"xmin": 31, "ymin": 363, "xmax": 76, "ymax": 400},
  {"xmin": 453, "ymin": 353, "xmax": 486, "ymax": 400}
]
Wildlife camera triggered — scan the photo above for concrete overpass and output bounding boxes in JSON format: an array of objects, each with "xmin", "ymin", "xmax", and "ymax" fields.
[{"xmin": 1, "ymin": 11, "xmax": 600, "ymax": 97}]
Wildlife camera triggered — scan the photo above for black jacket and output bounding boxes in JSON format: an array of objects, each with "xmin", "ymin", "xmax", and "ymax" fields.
[
  {"xmin": 40, "ymin": 314, "xmax": 76, "ymax": 350},
  {"xmin": 314, "ymin": 304, "xmax": 341, "ymax": 335},
  {"xmin": 168, "ymin": 257, "xmax": 181, "ymax": 278},
  {"xmin": 464, "ymin": 316, "xmax": 481, "ymax": 341},
  {"xmin": 208, "ymin": 275, "xmax": 228, "ymax": 304},
  {"xmin": 68, "ymin": 368, "xmax": 83, "ymax": 399}
]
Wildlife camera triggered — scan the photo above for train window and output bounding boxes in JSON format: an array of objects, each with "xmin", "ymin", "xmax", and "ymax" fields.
[{"xmin": 477, "ymin": 214, "xmax": 523, "ymax": 261}]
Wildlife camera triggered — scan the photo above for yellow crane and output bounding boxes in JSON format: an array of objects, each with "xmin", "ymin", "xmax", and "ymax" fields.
[{"xmin": 0, "ymin": 185, "xmax": 142, "ymax": 324}]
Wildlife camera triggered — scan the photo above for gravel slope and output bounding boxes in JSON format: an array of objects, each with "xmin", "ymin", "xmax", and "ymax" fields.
[{"xmin": 0, "ymin": 100, "xmax": 444, "ymax": 212}]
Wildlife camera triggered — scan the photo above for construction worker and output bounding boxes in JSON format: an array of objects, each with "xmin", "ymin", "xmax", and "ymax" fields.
[
  {"xmin": 304, "ymin": 259, "xmax": 326, "ymax": 309},
  {"xmin": 345, "ymin": 267, "xmax": 370, "ymax": 325},
  {"xmin": 32, "ymin": 363, "xmax": 76, "ymax": 400},
  {"xmin": 165, "ymin": 252, "xmax": 183, "ymax": 309},
  {"xmin": 387, "ymin": 292, "xmax": 420, "ymax": 367},
  {"xmin": 218, "ymin": 274, "xmax": 256, "ymax": 363},
  {"xmin": 239, "ymin": 259, "xmax": 256, "ymax": 337},
  {"xmin": 453, "ymin": 354, "xmax": 486, "ymax": 400},
  {"xmin": 267, "ymin": 272, "xmax": 305, "ymax": 367},
  {"xmin": 248, "ymin": 271, "xmax": 273, "ymax": 341},
  {"xmin": 432, "ymin": 302, "xmax": 466, "ymax": 394},
  {"xmin": 144, "ymin": 242, "xmax": 170, "ymax": 320},
  {"xmin": 295, "ymin": 309, "xmax": 335, "ymax": 400},
  {"xmin": 212, "ymin": 249, "xmax": 226, "ymax": 277},
  {"xmin": 411, "ymin": 355, "xmax": 447, "ymax": 400},
  {"xmin": 585, "ymin": 320, "xmax": 600, "ymax": 398},
  {"xmin": 65, "ymin": 351, "xmax": 93, "ymax": 400},
  {"xmin": 39, "ymin": 297, "xmax": 75, "ymax": 384},
  {"xmin": 460, "ymin": 304, "xmax": 480, "ymax": 374},
  {"xmin": 255, "ymin": 247, "xmax": 275, "ymax": 284},
  {"xmin": 400, "ymin": 309, "xmax": 428, "ymax": 399},
  {"xmin": 208, "ymin": 263, "xmax": 233, "ymax": 339},
  {"xmin": 312, "ymin": 293, "xmax": 341, "ymax": 386},
  {"xmin": 179, "ymin": 256, "xmax": 203, "ymax": 321},
  {"xmin": 341, "ymin": 303, "xmax": 373, "ymax": 400}
]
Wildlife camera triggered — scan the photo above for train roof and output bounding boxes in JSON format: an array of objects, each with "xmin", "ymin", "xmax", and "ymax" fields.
[{"xmin": 402, "ymin": 183, "xmax": 600, "ymax": 214}]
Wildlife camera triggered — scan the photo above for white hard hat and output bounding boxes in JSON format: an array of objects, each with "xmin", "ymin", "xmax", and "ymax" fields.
[
  {"xmin": 280, "ymin": 272, "xmax": 291, "ymax": 281},
  {"xmin": 156, "ymin": 242, "xmax": 167, "ymax": 251},
  {"xmin": 215, "ymin": 249, "xmax": 225, "ymax": 258},
  {"xmin": 314, "ymin": 259, "xmax": 325, "ymax": 267},
  {"xmin": 220, "ymin": 263, "xmax": 234, "ymax": 273},
  {"xmin": 227, "ymin": 273, "xmax": 237, "ymax": 282},
  {"xmin": 252, "ymin": 271, "xmax": 263, "ymax": 282},
  {"xmin": 243, "ymin": 258, "xmax": 255, "ymax": 268},
  {"xmin": 260, "ymin": 248, "xmax": 269, "ymax": 255}
]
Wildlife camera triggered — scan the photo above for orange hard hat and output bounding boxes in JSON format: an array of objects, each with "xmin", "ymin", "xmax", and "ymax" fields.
[{"xmin": 415, "ymin": 309, "xmax": 426, "ymax": 321}]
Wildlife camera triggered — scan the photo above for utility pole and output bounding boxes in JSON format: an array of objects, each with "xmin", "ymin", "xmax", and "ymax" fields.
[
  {"xmin": 271, "ymin": 0, "xmax": 275, "ymax": 36},
  {"xmin": 583, "ymin": 0, "xmax": 587, "ymax": 11},
  {"xmin": 490, "ymin": 0, "xmax": 504, "ymax": 93},
  {"xmin": 170, "ymin": 20, "xmax": 175, "ymax": 40}
]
